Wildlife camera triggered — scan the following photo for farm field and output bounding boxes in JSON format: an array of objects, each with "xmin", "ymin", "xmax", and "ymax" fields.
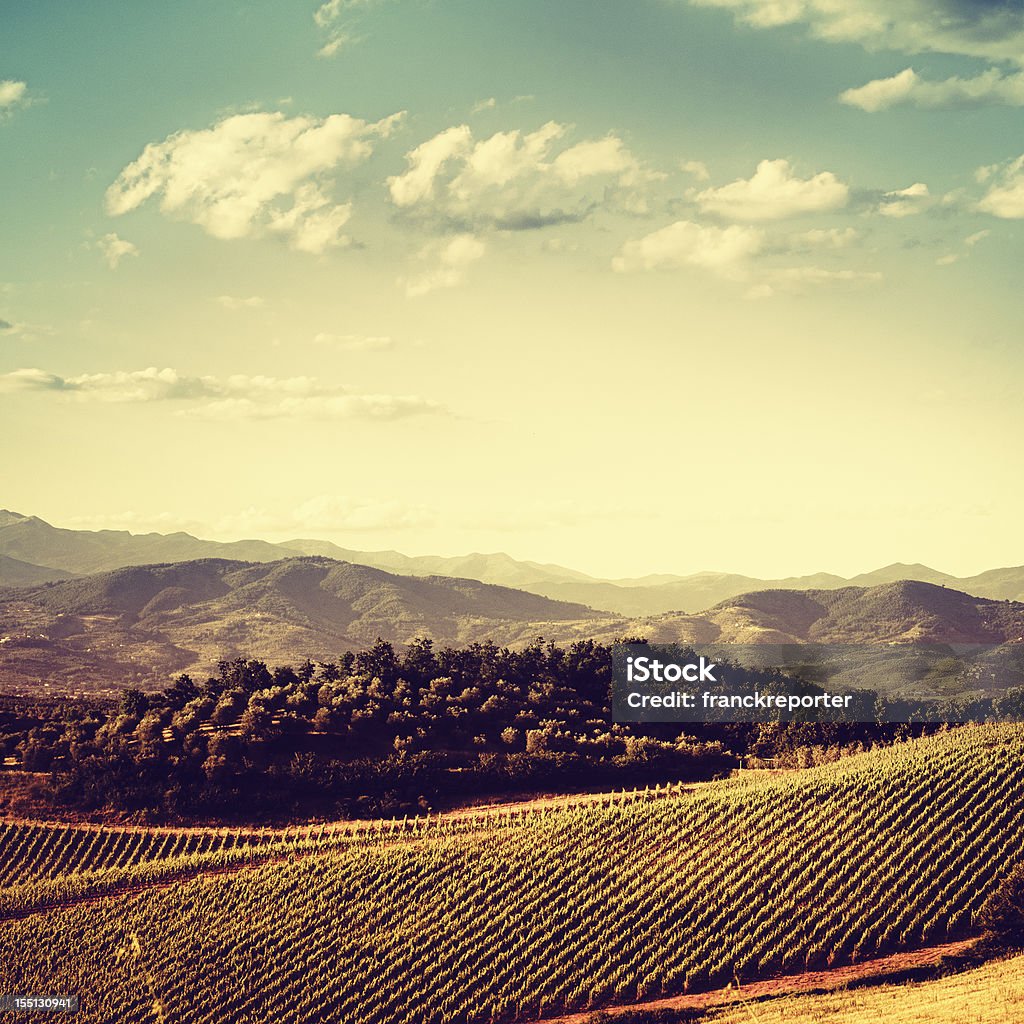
[{"xmin": 1, "ymin": 725, "xmax": 1023, "ymax": 1023}]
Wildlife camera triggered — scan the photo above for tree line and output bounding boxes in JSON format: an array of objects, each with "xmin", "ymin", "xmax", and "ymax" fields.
[{"xmin": 0, "ymin": 637, "xmax": 938, "ymax": 822}]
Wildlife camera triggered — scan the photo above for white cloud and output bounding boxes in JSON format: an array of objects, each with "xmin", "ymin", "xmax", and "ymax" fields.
[
  {"xmin": 878, "ymin": 182, "xmax": 931, "ymax": 218},
  {"xmin": 314, "ymin": 0, "xmax": 381, "ymax": 27},
  {"xmin": 388, "ymin": 121, "xmax": 659, "ymax": 231},
  {"xmin": 314, "ymin": 0, "xmax": 345, "ymax": 28},
  {"xmin": 839, "ymin": 68, "xmax": 919, "ymax": 111},
  {"xmin": 615, "ymin": 219, "xmax": 881, "ymax": 296},
  {"xmin": 389, "ymin": 125, "xmax": 473, "ymax": 208},
  {"xmin": 746, "ymin": 266, "xmax": 883, "ymax": 298},
  {"xmin": 687, "ymin": 0, "xmax": 1024, "ymax": 65},
  {"xmin": 313, "ymin": 332, "xmax": 394, "ymax": 351},
  {"xmin": 977, "ymin": 155, "xmax": 1024, "ymax": 218},
  {"xmin": 97, "ymin": 233, "xmax": 139, "ymax": 269},
  {"xmin": 932, "ymin": 225, "xmax": 990, "ymax": 267},
  {"xmin": 612, "ymin": 220, "xmax": 765, "ymax": 277},
  {"xmin": 472, "ymin": 97, "xmax": 497, "ymax": 113},
  {"xmin": 680, "ymin": 159, "xmax": 711, "ymax": 181},
  {"xmin": 694, "ymin": 159, "xmax": 849, "ymax": 220},
  {"xmin": 0, "ymin": 80, "xmax": 27, "ymax": 114},
  {"xmin": 405, "ymin": 234, "xmax": 486, "ymax": 296},
  {"xmin": 105, "ymin": 110, "xmax": 403, "ymax": 253},
  {"xmin": 551, "ymin": 135, "xmax": 649, "ymax": 187},
  {"xmin": 313, "ymin": 0, "xmax": 381, "ymax": 57},
  {"xmin": 217, "ymin": 295, "xmax": 264, "ymax": 310},
  {"xmin": 0, "ymin": 366, "xmax": 444, "ymax": 419},
  {"xmin": 841, "ymin": 67, "xmax": 1024, "ymax": 111},
  {"xmin": 317, "ymin": 31, "xmax": 353, "ymax": 58}
]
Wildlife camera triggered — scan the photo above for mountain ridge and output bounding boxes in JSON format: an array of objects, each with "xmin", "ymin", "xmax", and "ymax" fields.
[
  {"xmin": 2, "ymin": 509, "xmax": 1023, "ymax": 614},
  {"xmin": 3, "ymin": 556, "xmax": 1024, "ymax": 696}
]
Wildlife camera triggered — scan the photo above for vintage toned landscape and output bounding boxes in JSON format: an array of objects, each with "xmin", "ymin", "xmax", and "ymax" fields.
[
  {"xmin": 4, "ymin": 0, "xmax": 1024, "ymax": 1021},
  {"xmin": 3, "ymin": 511, "xmax": 1024, "ymax": 1022}
]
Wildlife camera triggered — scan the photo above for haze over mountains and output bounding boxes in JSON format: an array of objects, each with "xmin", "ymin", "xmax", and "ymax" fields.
[
  {"xmin": 2, "ymin": 510, "xmax": 1023, "ymax": 613},
  {"xmin": 2, "ymin": 550, "xmax": 1023, "ymax": 695},
  {"xmin": 2, "ymin": 509, "xmax": 1024, "ymax": 696}
]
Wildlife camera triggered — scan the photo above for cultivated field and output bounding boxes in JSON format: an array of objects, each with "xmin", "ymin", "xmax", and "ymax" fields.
[{"xmin": 1, "ymin": 725, "xmax": 1022, "ymax": 1023}]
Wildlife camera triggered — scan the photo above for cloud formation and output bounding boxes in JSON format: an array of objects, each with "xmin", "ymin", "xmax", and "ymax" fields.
[
  {"xmin": 0, "ymin": 80, "xmax": 27, "ymax": 115},
  {"xmin": 688, "ymin": 0, "xmax": 1024, "ymax": 65},
  {"xmin": 97, "ymin": 233, "xmax": 139, "ymax": 269},
  {"xmin": 878, "ymin": 182, "xmax": 931, "ymax": 218},
  {"xmin": 746, "ymin": 266, "xmax": 883, "ymax": 299},
  {"xmin": 313, "ymin": 0, "xmax": 383, "ymax": 57},
  {"xmin": 0, "ymin": 366, "xmax": 444, "ymax": 420},
  {"xmin": 105, "ymin": 110, "xmax": 403, "ymax": 253},
  {"xmin": 976, "ymin": 155, "xmax": 1024, "ymax": 218},
  {"xmin": 387, "ymin": 121, "xmax": 658, "ymax": 231},
  {"xmin": 680, "ymin": 159, "xmax": 711, "ymax": 181},
  {"xmin": 612, "ymin": 220, "xmax": 765, "ymax": 276},
  {"xmin": 841, "ymin": 67, "xmax": 1024, "ymax": 111},
  {"xmin": 694, "ymin": 159, "xmax": 849, "ymax": 220},
  {"xmin": 405, "ymin": 234, "xmax": 487, "ymax": 296},
  {"xmin": 614, "ymin": 219, "xmax": 881, "ymax": 297}
]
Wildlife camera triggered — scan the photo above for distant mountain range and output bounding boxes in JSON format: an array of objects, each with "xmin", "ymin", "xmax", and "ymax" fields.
[
  {"xmin": 2, "ymin": 548, "xmax": 1023, "ymax": 695},
  {"xmin": 2, "ymin": 509, "xmax": 1023, "ymax": 614}
]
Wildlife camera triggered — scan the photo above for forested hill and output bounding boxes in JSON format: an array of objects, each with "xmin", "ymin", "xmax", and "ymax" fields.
[
  {"xmin": 3, "ymin": 557, "xmax": 1024, "ymax": 695},
  {"xmin": 703, "ymin": 581, "xmax": 1024, "ymax": 644},
  {"xmin": 0, "ymin": 557, "xmax": 615, "ymax": 692}
]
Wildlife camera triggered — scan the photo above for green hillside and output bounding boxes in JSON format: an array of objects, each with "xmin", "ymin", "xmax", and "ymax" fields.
[{"xmin": 1, "ymin": 725, "xmax": 1022, "ymax": 1023}]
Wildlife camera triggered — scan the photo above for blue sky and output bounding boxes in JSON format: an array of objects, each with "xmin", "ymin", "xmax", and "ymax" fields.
[{"xmin": 2, "ymin": 0, "xmax": 1023, "ymax": 578}]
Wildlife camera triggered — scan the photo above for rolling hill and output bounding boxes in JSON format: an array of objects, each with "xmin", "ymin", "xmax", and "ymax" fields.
[
  {"xmin": 572, "ymin": 580, "xmax": 1024, "ymax": 650},
  {"xmin": 4, "ymin": 509, "xmax": 1024, "ymax": 612},
  {"xmin": 1, "ymin": 726, "xmax": 1022, "ymax": 1023},
  {"xmin": 530, "ymin": 563, "xmax": 1024, "ymax": 616},
  {"xmin": 0, "ymin": 554, "xmax": 74, "ymax": 588},
  {"xmin": 0, "ymin": 557, "xmax": 615, "ymax": 692},
  {"xmin": 3, "ymin": 554, "xmax": 1024, "ymax": 695}
]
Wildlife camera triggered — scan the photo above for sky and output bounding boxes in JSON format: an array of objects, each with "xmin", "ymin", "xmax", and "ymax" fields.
[{"xmin": 2, "ymin": 0, "xmax": 1022, "ymax": 580}]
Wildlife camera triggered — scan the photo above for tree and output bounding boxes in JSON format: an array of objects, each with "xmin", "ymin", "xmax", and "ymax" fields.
[
  {"xmin": 979, "ymin": 864, "xmax": 1024, "ymax": 943},
  {"xmin": 119, "ymin": 688, "xmax": 149, "ymax": 717}
]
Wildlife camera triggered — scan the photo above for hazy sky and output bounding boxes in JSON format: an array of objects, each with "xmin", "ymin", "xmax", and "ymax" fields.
[{"xmin": 2, "ymin": 0, "xmax": 1022, "ymax": 579}]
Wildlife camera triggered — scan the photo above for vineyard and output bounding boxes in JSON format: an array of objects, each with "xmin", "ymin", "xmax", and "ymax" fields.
[{"xmin": 1, "ymin": 724, "xmax": 1023, "ymax": 1023}]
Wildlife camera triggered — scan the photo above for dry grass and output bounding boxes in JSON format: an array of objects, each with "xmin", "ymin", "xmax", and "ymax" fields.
[{"xmin": 705, "ymin": 954, "xmax": 1024, "ymax": 1024}]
